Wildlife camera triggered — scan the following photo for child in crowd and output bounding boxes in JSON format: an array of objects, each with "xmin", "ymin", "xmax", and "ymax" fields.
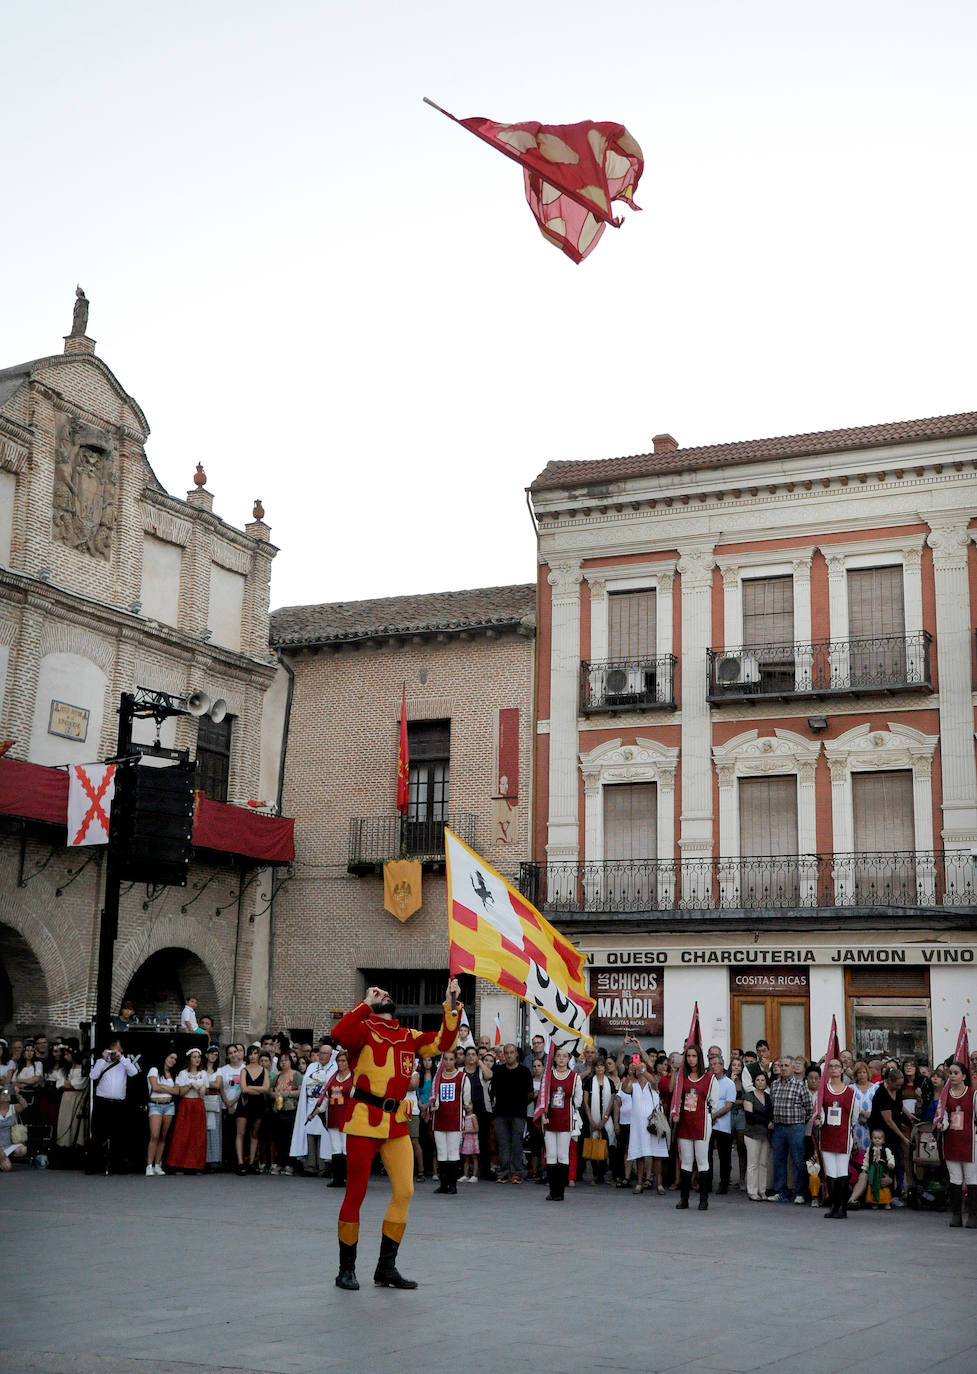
[
  {"xmin": 855, "ymin": 1128, "xmax": 895, "ymax": 1209},
  {"xmin": 460, "ymin": 1105, "xmax": 480, "ymax": 1182}
]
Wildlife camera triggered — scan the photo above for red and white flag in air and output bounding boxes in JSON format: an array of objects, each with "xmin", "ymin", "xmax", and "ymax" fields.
[
  {"xmin": 938, "ymin": 1016, "xmax": 970, "ymax": 1121},
  {"xmin": 67, "ymin": 763, "xmax": 116, "ymax": 846},
  {"xmin": 493, "ymin": 1012, "xmax": 503, "ymax": 1046}
]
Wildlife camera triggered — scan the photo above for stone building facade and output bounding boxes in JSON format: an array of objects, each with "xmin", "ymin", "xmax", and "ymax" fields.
[
  {"xmin": 528, "ymin": 414, "xmax": 977, "ymax": 1064},
  {"xmin": 269, "ymin": 586, "xmax": 535, "ymax": 1037},
  {"xmin": 0, "ymin": 294, "xmax": 289, "ymax": 1040}
]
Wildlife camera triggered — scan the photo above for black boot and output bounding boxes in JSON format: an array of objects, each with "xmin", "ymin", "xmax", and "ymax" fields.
[
  {"xmin": 836, "ymin": 1178, "xmax": 848, "ymax": 1219},
  {"xmin": 676, "ymin": 1169, "xmax": 692, "ymax": 1210},
  {"xmin": 823, "ymin": 1177, "xmax": 838, "ymax": 1218},
  {"xmin": 327, "ymin": 1154, "xmax": 346, "ymax": 1188},
  {"xmin": 335, "ymin": 1240, "xmax": 359, "ymax": 1291},
  {"xmin": 373, "ymin": 1234, "xmax": 418, "ymax": 1289},
  {"xmin": 434, "ymin": 1161, "xmax": 450, "ymax": 1194},
  {"xmin": 966, "ymin": 1187, "xmax": 977, "ymax": 1229},
  {"xmin": 446, "ymin": 1159, "xmax": 459, "ymax": 1195},
  {"xmin": 948, "ymin": 1183, "xmax": 963, "ymax": 1227},
  {"xmin": 546, "ymin": 1163, "xmax": 567, "ymax": 1200},
  {"xmin": 698, "ymin": 1170, "xmax": 711, "ymax": 1211}
]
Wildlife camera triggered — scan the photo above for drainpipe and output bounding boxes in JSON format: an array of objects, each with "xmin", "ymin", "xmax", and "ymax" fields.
[{"xmin": 268, "ymin": 651, "xmax": 295, "ymax": 1025}]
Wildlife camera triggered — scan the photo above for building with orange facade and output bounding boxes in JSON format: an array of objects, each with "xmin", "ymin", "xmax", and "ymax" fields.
[{"xmin": 527, "ymin": 414, "xmax": 977, "ymax": 1065}]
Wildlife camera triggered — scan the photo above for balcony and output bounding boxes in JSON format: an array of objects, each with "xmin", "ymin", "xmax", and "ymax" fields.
[
  {"xmin": 581, "ymin": 655, "xmax": 678, "ymax": 713},
  {"xmin": 518, "ymin": 851, "xmax": 975, "ymax": 916},
  {"xmin": 347, "ymin": 811, "xmax": 476, "ymax": 873},
  {"xmin": 706, "ymin": 632, "xmax": 932, "ymax": 702}
]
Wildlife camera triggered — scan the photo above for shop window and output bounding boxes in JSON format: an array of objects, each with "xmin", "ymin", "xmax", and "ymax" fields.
[
  {"xmin": 196, "ymin": 714, "xmax": 232, "ymax": 802},
  {"xmin": 845, "ymin": 966, "xmax": 931, "ymax": 1063}
]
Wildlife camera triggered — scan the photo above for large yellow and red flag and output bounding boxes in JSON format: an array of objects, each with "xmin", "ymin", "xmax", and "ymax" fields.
[{"xmin": 445, "ymin": 827, "xmax": 594, "ymax": 1041}]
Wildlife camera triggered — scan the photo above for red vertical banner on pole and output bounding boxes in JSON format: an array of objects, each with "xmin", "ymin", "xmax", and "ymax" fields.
[
  {"xmin": 397, "ymin": 686, "xmax": 409, "ymax": 816},
  {"xmin": 497, "ymin": 708, "xmax": 519, "ymax": 799}
]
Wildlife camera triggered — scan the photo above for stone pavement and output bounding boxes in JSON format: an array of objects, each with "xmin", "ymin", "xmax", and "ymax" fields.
[{"xmin": 5, "ymin": 1173, "xmax": 976, "ymax": 1374}]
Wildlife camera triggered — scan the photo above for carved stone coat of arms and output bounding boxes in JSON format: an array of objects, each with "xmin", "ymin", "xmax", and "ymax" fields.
[{"xmin": 53, "ymin": 417, "xmax": 118, "ymax": 559}]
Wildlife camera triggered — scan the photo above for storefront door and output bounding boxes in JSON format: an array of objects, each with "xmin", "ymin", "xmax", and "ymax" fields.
[{"xmin": 731, "ymin": 972, "xmax": 810, "ymax": 1060}]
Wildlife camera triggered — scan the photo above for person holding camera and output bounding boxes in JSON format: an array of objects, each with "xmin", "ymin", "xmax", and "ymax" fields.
[
  {"xmin": 88, "ymin": 1039, "xmax": 138, "ymax": 1175},
  {"xmin": 619, "ymin": 1036, "xmax": 668, "ymax": 1195}
]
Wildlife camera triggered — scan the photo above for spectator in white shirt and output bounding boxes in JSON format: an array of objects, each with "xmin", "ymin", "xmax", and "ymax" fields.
[
  {"xmin": 181, "ymin": 997, "xmax": 200, "ymax": 1035},
  {"xmin": 89, "ymin": 1039, "xmax": 139, "ymax": 1174}
]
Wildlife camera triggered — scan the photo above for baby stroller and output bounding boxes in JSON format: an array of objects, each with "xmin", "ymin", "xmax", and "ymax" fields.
[{"xmin": 906, "ymin": 1119, "xmax": 946, "ymax": 1211}]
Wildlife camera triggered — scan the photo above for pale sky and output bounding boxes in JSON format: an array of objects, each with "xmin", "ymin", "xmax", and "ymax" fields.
[{"xmin": 3, "ymin": 1, "xmax": 975, "ymax": 610}]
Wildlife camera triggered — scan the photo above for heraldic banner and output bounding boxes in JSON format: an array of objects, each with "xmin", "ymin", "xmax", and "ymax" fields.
[
  {"xmin": 445, "ymin": 827, "xmax": 594, "ymax": 1041},
  {"xmin": 384, "ymin": 859, "xmax": 422, "ymax": 922},
  {"xmin": 67, "ymin": 762, "xmax": 117, "ymax": 846}
]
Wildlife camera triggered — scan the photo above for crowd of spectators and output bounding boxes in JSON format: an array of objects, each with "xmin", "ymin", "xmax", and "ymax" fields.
[{"xmin": 1, "ymin": 1020, "xmax": 974, "ymax": 1226}]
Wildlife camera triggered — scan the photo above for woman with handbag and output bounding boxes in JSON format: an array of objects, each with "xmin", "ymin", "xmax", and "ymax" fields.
[
  {"xmin": 620, "ymin": 1036, "xmax": 668, "ymax": 1194},
  {"xmin": 0, "ymin": 1084, "xmax": 28, "ymax": 1169},
  {"xmin": 581, "ymin": 1057, "xmax": 615, "ymax": 1185}
]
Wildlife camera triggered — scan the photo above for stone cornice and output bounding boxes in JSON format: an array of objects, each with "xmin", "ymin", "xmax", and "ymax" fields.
[
  {"xmin": 33, "ymin": 380, "xmax": 146, "ymax": 445},
  {"xmin": 0, "ymin": 569, "xmax": 276, "ymax": 685},
  {"xmin": 0, "ymin": 437, "xmax": 29, "ymax": 473},
  {"xmin": 141, "ymin": 486, "xmax": 279, "ymax": 560}
]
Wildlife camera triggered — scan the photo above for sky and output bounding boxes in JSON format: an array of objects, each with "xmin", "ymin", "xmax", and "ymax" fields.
[{"xmin": 3, "ymin": 1, "xmax": 975, "ymax": 611}]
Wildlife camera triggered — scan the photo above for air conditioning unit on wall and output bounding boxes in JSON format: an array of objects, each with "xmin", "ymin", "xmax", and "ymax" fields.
[
  {"xmin": 605, "ymin": 665, "xmax": 646, "ymax": 698},
  {"xmin": 715, "ymin": 654, "xmax": 760, "ymax": 688}
]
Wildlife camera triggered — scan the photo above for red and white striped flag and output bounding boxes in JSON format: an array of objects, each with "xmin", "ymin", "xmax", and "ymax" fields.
[{"xmin": 815, "ymin": 1015, "xmax": 841, "ymax": 1119}]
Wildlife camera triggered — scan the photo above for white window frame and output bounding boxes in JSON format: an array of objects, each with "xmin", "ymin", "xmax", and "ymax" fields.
[
  {"xmin": 824, "ymin": 721, "xmax": 938, "ymax": 905},
  {"xmin": 716, "ymin": 548, "xmax": 815, "ymax": 689},
  {"xmin": 822, "ymin": 535, "xmax": 926, "ymax": 684},
  {"xmin": 712, "ymin": 729, "xmax": 821, "ymax": 907},
  {"xmin": 584, "ymin": 562, "xmax": 677, "ymax": 665}
]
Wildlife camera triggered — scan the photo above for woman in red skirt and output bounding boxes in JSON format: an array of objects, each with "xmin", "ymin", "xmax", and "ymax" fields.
[{"xmin": 167, "ymin": 1047, "xmax": 208, "ymax": 1174}]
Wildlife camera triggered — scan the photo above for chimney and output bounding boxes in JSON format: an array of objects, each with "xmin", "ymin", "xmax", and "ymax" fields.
[{"xmin": 652, "ymin": 433, "xmax": 678, "ymax": 453}]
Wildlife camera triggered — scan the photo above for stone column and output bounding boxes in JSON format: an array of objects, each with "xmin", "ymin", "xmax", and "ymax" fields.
[
  {"xmin": 545, "ymin": 560, "xmax": 584, "ymax": 872},
  {"xmin": 677, "ymin": 543, "xmax": 716, "ymax": 904},
  {"xmin": 927, "ymin": 519, "xmax": 977, "ymax": 853}
]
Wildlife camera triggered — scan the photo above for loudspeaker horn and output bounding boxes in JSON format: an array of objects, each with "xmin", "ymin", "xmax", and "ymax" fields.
[
  {"xmin": 209, "ymin": 698, "xmax": 227, "ymax": 724},
  {"xmin": 186, "ymin": 689, "xmax": 212, "ymax": 717}
]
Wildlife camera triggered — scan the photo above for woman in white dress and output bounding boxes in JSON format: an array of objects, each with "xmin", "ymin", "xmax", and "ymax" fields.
[
  {"xmin": 619, "ymin": 1036, "xmax": 668, "ymax": 1194},
  {"xmin": 203, "ymin": 1045, "xmax": 223, "ymax": 1169}
]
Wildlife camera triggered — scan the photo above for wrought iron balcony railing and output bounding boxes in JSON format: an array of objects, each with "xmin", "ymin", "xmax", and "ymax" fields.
[
  {"xmin": 581, "ymin": 656, "xmax": 678, "ymax": 712},
  {"xmin": 707, "ymin": 632, "xmax": 932, "ymax": 701},
  {"xmin": 518, "ymin": 851, "xmax": 975, "ymax": 914},
  {"xmin": 348, "ymin": 811, "xmax": 476, "ymax": 870}
]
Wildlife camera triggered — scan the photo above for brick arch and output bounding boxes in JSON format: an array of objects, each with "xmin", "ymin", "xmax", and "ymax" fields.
[
  {"xmin": 0, "ymin": 899, "xmax": 69, "ymax": 1025},
  {"xmin": 112, "ymin": 915, "xmax": 234, "ymax": 1025}
]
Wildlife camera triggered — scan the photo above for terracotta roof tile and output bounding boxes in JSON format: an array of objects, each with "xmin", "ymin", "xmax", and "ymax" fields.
[
  {"xmin": 270, "ymin": 584, "xmax": 536, "ymax": 648},
  {"xmin": 531, "ymin": 411, "xmax": 977, "ymax": 491}
]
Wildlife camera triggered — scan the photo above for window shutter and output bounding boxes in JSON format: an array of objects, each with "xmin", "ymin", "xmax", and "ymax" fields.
[
  {"xmin": 738, "ymin": 775, "xmax": 799, "ymax": 907},
  {"xmin": 608, "ymin": 589, "xmax": 656, "ymax": 659},
  {"xmin": 603, "ymin": 783, "xmax": 657, "ymax": 861},
  {"xmin": 852, "ymin": 770, "xmax": 915, "ymax": 902},
  {"xmin": 742, "ymin": 576, "xmax": 794, "ymax": 648},
  {"xmin": 847, "ymin": 566, "xmax": 906, "ymax": 684}
]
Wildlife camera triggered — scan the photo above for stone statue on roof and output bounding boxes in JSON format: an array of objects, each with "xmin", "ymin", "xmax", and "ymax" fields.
[{"xmin": 71, "ymin": 285, "xmax": 89, "ymax": 337}]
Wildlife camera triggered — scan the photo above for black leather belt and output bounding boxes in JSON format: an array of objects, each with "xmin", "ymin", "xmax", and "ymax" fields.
[{"xmin": 350, "ymin": 1085, "xmax": 402, "ymax": 1114}]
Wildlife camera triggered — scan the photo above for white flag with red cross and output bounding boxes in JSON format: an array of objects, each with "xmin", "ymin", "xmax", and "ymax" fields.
[{"xmin": 67, "ymin": 763, "xmax": 117, "ymax": 846}]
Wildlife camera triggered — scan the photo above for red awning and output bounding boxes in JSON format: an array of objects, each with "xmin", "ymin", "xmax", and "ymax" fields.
[{"xmin": 0, "ymin": 758, "xmax": 294, "ymax": 864}]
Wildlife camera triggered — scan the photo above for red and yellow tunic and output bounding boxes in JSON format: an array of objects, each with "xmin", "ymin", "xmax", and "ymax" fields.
[{"xmin": 332, "ymin": 999, "xmax": 461, "ymax": 1140}]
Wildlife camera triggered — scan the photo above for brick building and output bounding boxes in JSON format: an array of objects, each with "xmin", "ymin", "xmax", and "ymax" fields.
[
  {"xmin": 528, "ymin": 414, "xmax": 977, "ymax": 1064},
  {"xmin": 269, "ymin": 586, "xmax": 535, "ymax": 1037},
  {"xmin": 0, "ymin": 292, "xmax": 291, "ymax": 1040}
]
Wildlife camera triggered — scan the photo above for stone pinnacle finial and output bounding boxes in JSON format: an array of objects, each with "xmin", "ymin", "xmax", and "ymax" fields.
[
  {"xmin": 253, "ymin": 498, "xmax": 265, "ymax": 521},
  {"xmin": 71, "ymin": 285, "xmax": 90, "ymax": 337},
  {"xmin": 193, "ymin": 462, "xmax": 207, "ymax": 488}
]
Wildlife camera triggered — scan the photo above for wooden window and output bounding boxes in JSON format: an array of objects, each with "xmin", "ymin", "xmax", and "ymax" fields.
[
  {"xmin": 196, "ymin": 715, "xmax": 232, "ymax": 802},
  {"xmin": 853, "ymin": 769, "xmax": 915, "ymax": 902},
  {"xmin": 608, "ymin": 589, "xmax": 656, "ymax": 660},
  {"xmin": 406, "ymin": 720, "xmax": 449, "ymax": 854},
  {"xmin": 739, "ymin": 775, "xmax": 799, "ymax": 906},
  {"xmin": 847, "ymin": 566, "xmax": 906, "ymax": 684},
  {"xmin": 603, "ymin": 782, "xmax": 657, "ymax": 909},
  {"xmin": 743, "ymin": 576, "xmax": 794, "ymax": 691}
]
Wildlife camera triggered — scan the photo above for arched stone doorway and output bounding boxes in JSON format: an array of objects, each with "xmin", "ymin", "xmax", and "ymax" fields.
[
  {"xmin": 0, "ymin": 921, "xmax": 51, "ymax": 1035},
  {"xmin": 123, "ymin": 948, "xmax": 220, "ymax": 1034}
]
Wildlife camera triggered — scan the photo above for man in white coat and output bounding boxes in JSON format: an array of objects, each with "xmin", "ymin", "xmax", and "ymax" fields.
[{"xmin": 290, "ymin": 1041, "xmax": 337, "ymax": 1175}]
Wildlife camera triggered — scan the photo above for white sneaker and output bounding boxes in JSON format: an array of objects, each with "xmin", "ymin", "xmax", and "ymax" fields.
[
  {"xmin": 153, "ymin": 1163, "xmax": 165, "ymax": 1175},
  {"xmin": 469, "ymin": 1175, "xmax": 478, "ymax": 1184},
  {"xmin": 146, "ymin": 1165, "xmax": 155, "ymax": 1176}
]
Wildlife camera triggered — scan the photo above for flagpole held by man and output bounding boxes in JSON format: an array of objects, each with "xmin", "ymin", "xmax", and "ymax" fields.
[{"xmin": 332, "ymin": 977, "xmax": 462, "ymax": 1292}]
